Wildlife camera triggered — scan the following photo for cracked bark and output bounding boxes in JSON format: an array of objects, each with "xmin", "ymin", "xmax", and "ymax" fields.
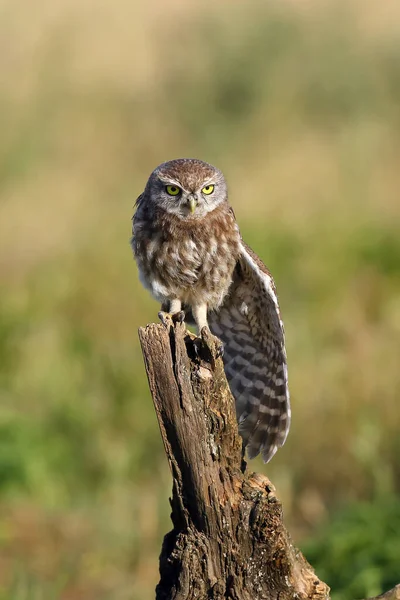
[{"xmin": 138, "ymin": 321, "xmax": 396, "ymax": 600}]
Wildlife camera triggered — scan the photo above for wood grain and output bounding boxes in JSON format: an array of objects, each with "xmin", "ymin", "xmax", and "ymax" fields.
[{"xmin": 138, "ymin": 320, "xmax": 329, "ymax": 600}]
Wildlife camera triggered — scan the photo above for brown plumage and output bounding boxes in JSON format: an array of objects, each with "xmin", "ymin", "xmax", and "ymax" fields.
[{"xmin": 131, "ymin": 158, "xmax": 290, "ymax": 462}]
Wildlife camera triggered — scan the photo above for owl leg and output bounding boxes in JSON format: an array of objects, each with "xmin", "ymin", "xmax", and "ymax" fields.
[
  {"xmin": 169, "ymin": 299, "xmax": 182, "ymax": 315},
  {"xmin": 192, "ymin": 303, "xmax": 224, "ymax": 359},
  {"xmin": 158, "ymin": 299, "xmax": 185, "ymax": 327},
  {"xmin": 192, "ymin": 303, "xmax": 208, "ymax": 332}
]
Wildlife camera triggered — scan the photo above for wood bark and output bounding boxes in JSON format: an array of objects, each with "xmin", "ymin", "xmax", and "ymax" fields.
[{"xmin": 138, "ymin": 320, "xmax": 398, "ymax": 600}]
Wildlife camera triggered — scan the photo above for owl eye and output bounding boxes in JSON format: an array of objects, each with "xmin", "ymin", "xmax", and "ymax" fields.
[
  {"xmin": 201, "ymin": 184, "xmax": 214, "ymax": 195},
  {"xmin": 165, "ymin": 185, "xmax": 181, "ymax": 196}
]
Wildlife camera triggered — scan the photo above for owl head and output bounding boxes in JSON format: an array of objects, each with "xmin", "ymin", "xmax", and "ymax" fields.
[{"xmin": 142, "ymin": 158, "xmax": 228, "ymax": 219}]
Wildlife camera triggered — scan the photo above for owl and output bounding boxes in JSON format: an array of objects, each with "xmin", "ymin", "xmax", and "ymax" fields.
[{"xmin": 131, "ymin": 158, "xmax": 290, "ymax": 462}]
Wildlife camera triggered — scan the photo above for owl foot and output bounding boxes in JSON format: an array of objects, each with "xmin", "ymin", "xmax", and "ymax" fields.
[
  {"xmin": 158, "ymin": 310, "xmax": 186, "ymax": 328},
  {"xmin": 200, "ymin": 326, "xmax": 224, "ymax": 360},
  {"xmin": 173, "ymin": 310, "xmax": 186, "ymax": 324},
  {"xmin": 158, "ymin": 311, "xmax": 173, "ymax": 328}
]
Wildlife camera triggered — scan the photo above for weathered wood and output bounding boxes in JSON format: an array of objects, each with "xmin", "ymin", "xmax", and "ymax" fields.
[
  {"xmin": 138, "ymin": 320, "xmax": 330, "ymax": 600},
  {"xmin": 139, "ymin": 321, "xmax": 400, "ymax": 599},
  {"xmin": 368, "ymin": 586, "xmax": 400, "ymax": 600}
]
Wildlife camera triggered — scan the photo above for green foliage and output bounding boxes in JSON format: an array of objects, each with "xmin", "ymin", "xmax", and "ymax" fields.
[{"xmin": 303, "ymin": 498, "xmax": 400, "ymax": 600}]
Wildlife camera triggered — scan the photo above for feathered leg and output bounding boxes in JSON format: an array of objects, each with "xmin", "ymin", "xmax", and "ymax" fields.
[{"xmin": 192, "ymin": 303, "xmax": 224, "ymax": 359}]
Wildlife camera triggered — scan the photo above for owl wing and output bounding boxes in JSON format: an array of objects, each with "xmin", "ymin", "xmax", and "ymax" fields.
[{"xmin": 208, "ymin": 241, "xmax": 291, "ymax": 463}]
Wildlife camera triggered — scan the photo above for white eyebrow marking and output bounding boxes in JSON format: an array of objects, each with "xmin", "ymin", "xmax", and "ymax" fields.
[
  {"xmin": 201, "ymin": 178, "xmax": 216, "ymax": 187},
  {"xmin": 157, "ymin": 176, "xmax": 189, "ymax": 193},
  {"xmin": 158, "ymin": 176, "xmax": 180, "ymax": 185}
]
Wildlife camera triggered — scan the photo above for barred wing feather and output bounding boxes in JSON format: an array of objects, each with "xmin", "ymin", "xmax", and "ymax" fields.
[{"xmin": 209, "ymin": 241, "xmax": 291, "ymax": 463}]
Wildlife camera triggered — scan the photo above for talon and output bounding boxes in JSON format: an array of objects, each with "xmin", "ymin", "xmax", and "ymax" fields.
[
  {"xmin": 200, "ymin": 327, "xmax": 224, "ymax": 361},
  {"xmin": 173, "ymin": 310, "xmax": 186, "ymax": 324},
  {"xmin": 158, "ymin": 311, "xmax": 173, "ymax": 328},
  {"xmin": 192, "ymin": 337, "xmax": 202, "ymax": 359},
  {"xmin": 158, "ymin": 310, "xmax": 185, "ymax": 328}
]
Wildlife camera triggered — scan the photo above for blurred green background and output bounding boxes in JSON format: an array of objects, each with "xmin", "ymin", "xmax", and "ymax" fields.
[{"xmin": 1, "ymin": 0, "xmax": 400, "ymax": 598}]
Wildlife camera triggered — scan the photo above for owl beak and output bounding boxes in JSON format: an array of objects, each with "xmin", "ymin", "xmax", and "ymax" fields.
[{"xmin": 188, "ymin": 196, "xmax": 198, "ymax": 214}]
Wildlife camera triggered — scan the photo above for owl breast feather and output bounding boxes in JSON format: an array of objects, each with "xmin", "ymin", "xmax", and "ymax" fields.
[{"xmin": 133, "ymin": 205, "xmax": 241, "ymax": 309}]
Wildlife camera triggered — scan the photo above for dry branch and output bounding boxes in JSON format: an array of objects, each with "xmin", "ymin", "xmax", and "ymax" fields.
[{"xmin": 138, "ymin": 321, "xmax": 398, "ymax": 600}]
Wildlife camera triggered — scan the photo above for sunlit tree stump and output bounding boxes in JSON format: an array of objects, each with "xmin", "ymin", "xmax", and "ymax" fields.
[{"xmin": 138, "ymin": 320, "xmax": 330, "ymax": 600}]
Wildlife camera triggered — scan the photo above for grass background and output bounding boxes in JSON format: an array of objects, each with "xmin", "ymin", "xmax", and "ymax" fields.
[{"xmin": 1, "ymin": 0, "xmax": 400, "ymax": 598}]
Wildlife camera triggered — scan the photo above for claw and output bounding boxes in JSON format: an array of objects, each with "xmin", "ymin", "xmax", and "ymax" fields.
[
  {"xmin": 174, "ymin": 310, "xmax": 186, "ymax": 324},
  {"xmin": 200, "ymin": 326, "xmax": 224, "ymax": 361},
  {"xmin": 158, "ymin": 310, "xmax": 186, "ymax": 328},
  {"xmin": 158, "ymin": 311, "xmax": 173, "ymax": 328}
]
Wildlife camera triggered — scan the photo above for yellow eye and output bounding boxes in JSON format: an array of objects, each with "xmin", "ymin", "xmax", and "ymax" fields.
[
  {"xmin": 166, "ymin": 185, "xmax": 181, "ymax": 196},
  {"xmin": 201, "ymin": 184, "xmax": 214, "ymax": 195}
]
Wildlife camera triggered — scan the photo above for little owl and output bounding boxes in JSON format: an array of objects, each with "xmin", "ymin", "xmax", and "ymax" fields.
[{"xmin": 131, "ymin": 158, "xmax": 291, "ymax": 462}]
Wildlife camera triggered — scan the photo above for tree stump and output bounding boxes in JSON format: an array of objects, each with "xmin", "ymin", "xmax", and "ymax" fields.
[{"xmin": 138, "ymin": 320, "xmax": 329, "ymax": 600}]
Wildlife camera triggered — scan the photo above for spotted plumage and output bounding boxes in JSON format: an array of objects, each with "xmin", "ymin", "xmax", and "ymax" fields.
[{"xmin": 131, "ymin": 158, "xmax": 291, "ymax": 462}]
